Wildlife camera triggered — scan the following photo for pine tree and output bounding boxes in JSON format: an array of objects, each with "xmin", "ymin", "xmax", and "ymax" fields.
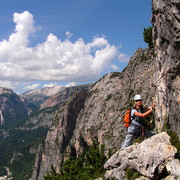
[{"xmin": 143, "ymin": 26, "xmax": 153, "ymax": 48}]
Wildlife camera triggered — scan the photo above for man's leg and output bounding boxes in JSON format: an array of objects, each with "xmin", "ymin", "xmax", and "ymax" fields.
[
  {"xmin": 144, "ymin": 129, "xmax": 156, "ymax": 138},
  {"xmin": 121, "ymin": 134, "xmax": 135, "ymax": 148}
]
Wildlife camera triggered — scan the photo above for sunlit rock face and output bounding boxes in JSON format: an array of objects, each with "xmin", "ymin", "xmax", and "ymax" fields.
[{"xmin": 152, "ymin": 0, "xmax": 180, "ymax": 135}]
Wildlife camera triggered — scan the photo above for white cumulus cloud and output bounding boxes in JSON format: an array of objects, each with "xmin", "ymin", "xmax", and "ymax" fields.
[
  {"xmin": 118, "ymin": 53, "xmax": 130, "ymax": 62},
  {"xmin": 24, "ymin": 83, "xmax": 40, "ymax": 90},
  {"xmin": 65, "ymin": 82, "xmax": 77, "ymax": 87},
  {"xmin": 0, "ymin": 11, "xmax": 120, "ymax": 91},
  {"xmin": 43, "ymin": 83, "xmax": 58, "ymax": 88},
  {"xmin": 0, "ymin": 81, "xmax": 19, "ymax": 90},
  {"xmin": 111, "ymin": 64, "xmax": 119, "ymax": 71}
]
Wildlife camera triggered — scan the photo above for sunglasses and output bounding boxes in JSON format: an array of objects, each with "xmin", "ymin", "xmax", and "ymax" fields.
[{"xmin": 135, "ymin": 100, "xmax": 142, "ymax": 102}]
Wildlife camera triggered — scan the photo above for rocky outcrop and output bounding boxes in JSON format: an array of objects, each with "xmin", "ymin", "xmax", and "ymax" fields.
[
  {"xmin": 152, "ymin": 0, "xmax": 180, "ymax": 135},
  {"xmin": 21, "ymin": 107, "xmax": 56, "ymax": 130},
  {"xmin": 104, "ymin": 132, "xmax": 179, "ymax": 180}
]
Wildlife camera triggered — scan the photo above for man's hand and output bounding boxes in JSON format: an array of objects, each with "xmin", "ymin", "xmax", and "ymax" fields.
[
  {"xmin": 148, "ymin": 104, "xmax": 156, "ymax": 111},
  {"xmin": 152, "ymin": 104, "xmax": 156, "ymax": 109}
]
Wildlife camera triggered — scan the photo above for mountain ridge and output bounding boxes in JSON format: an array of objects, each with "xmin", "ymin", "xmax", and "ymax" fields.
[{"xmin": 21, "ymin": 85, "xmax": 65, "ymax": 107}]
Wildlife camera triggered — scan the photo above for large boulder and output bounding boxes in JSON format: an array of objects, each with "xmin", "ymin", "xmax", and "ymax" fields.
[{"xmin": 104, "ymin": 132, "xmax": 179, "ymax": 180}]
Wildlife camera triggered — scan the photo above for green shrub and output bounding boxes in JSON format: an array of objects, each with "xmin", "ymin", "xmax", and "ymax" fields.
[
  {"xmin": 44, "ymin": 143, "xmax": 107, "ymax": 180},
  {"xmin": 44, "ymin": 165, "xmax": 61, "ymax": 180},
  {"xmin": 143, "ymin": 26, "xmax": 153, "ymax": 48}
]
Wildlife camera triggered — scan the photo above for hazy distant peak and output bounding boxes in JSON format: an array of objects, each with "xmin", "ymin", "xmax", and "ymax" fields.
[
  {"xmin": 0, "ymin": 87, "xmax": 14, "ymax": 95},
  {"xmin": 22, "ymin": 85, "xmax": 65, "ymax": 97}
]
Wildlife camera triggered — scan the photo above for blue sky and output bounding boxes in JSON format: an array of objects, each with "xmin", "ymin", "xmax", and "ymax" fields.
[{"xmin": 0, "ymin": 0, "xmax": 152, "ymax": 94}]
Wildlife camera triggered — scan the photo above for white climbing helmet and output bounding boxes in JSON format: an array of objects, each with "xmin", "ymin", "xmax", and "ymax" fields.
[{"xmin": 134, "ymin": 94, "xmax": 142, "ymax": 101}]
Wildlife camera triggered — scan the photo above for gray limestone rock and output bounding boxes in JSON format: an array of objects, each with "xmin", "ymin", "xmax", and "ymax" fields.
[
  {"xmin": 104, "ymin": 132, "xmax": 178, "ymax": 180},
  {"xmin": 152, "ymin": 0, "xmax": 180, "ymax": 134}
]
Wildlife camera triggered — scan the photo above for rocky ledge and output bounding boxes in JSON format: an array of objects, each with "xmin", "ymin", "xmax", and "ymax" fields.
[{"xmin": 104, "ymin": 132, "xmax": 180, "ymax": 180}]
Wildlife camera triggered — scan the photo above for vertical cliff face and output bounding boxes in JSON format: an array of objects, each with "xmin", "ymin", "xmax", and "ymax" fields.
[
  {"xmin": 68, "ymin": 48, "xmax": 156, "ymax": 157},
  {"xmin": 31, "ymin": 91, "xmax": 88, "ymax": 180},
  {"xmin": 152, "ymin": 0, "xmax": 180, "ymax": 134}
]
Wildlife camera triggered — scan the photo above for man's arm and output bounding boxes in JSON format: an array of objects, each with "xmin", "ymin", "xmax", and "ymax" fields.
[{"xmin": 134, "ymin": 107, "xmax": 153, "ymax": 118}]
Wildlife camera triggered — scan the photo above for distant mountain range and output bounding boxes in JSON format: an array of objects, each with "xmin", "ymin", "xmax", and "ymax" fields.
[
  {"xmin": 21, "ymin": 85, "xmax": 65, "ymax": 107},
  {"xmin": 0, "ymin": 84, "xmax": 91, "ymax": 127}
]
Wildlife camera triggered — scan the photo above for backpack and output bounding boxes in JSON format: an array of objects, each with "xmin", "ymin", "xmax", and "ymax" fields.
[{"xmin": 123, "ymin": 109, "xmax": 131, "ymax": 128}]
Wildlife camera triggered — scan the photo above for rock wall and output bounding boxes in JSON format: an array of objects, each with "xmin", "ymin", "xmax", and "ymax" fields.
[
  {"xmin": 152, "ymin": 0, "xmax": 180, "ymax": 134},
  {"xmin": 68, "ymin": 48, "xmax": 156, "ymax": 157},
  {"xmin": 31, "ymin": 91, "xmax": 87, "ymax": 180}
]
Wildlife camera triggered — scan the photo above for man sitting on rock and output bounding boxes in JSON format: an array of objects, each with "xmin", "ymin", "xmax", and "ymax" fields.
[{"xmin": 121, "ymin": 94, "xmax": 156, "ymax": 148}]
